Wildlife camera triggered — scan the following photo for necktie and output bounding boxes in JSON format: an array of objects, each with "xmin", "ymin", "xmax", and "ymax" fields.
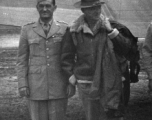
[{"xmin": 43, "ymin": 23, "xmax": 50, "ymax": 36}]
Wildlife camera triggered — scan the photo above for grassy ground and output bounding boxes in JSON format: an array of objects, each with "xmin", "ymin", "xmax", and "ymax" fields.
[{"xmin": 0, "ymin": 73, "xmax": 152, "ymax": 120}]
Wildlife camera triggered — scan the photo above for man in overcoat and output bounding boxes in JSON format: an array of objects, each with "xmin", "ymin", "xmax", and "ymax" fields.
[
  {"xmin": 61, "ymin": 0, "xmax": 138, "ymax": 120},
  {"xmin": 17, "ymin": 0, "xmax": 74, "ymax": 120}
]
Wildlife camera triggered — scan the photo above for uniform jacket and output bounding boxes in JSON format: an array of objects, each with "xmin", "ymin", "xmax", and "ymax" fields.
[
  {"xmin": 17, "ymin": 19, "xmax": 68, "ymax": 100},
  {"xmin": 61, "ymin": 15, "xmax": 136, "ymax": 110},
  {"xmin": 142, "ymin": 22, "xmax": 152, "ymax": 79}
]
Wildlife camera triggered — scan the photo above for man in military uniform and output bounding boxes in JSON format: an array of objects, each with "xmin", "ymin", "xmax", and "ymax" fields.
[
  {"xmin": 61, "ymin": 0, "xmax": 138, "ymax": 120},
  {"xmin": 17, "ymin": 0, "xmax": 74, "ymax": 120}
]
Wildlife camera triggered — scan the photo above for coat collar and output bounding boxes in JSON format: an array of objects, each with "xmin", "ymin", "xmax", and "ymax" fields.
[
  {"xmin": 70, "ymin": 14, "xmax": 93, "ymax": 35},
  {"xmin": 70, "ymin": 14, "xmax": 105, "ymax": 35},
  {"xmin": 32, "ymin": 19, "xmax": 60, "ymax": 39},
  {"xmin": 47, "ymin": 20, "xmax": 60, "ymax": 39}
]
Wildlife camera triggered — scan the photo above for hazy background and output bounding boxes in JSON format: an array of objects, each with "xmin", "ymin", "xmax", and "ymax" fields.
[{"xmin": 0, "ymin": 0, "xmax": 152, "ymax": 37}]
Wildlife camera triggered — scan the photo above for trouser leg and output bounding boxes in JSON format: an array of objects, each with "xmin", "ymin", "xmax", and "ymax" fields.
[
  {"xmin": 77, "ymin": 83, "xmax": 107, "ymax": 120},
  {"xmin": 82, "ymin": 98, "xmax": 104, "ymax": 120},
  {"xmin": 28, "ymin": 100, "xmax": 49, "ymax": 120},
  {"xmin": 28, "ymin": 99, "xmax": 67, "ymax": 120},
  {"xmin": 77, "ymin": 83, "xmax": 124, "ymax": 120},
  {"xmin": 80, "ymin": 95, "xmax": 124, "ymax": 120},
  {"xmin": 48, "ymin": 99, "xmax": 67, "ymax": 120}
]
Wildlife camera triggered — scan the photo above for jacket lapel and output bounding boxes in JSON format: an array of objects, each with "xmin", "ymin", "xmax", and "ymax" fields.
[
  {"xmin": 47, "ymin": 20, "xmax": 60, "ymax": 39},
  {"xmin": 32, "ymin": 21, "xmax": 46, "ymax": 38}
]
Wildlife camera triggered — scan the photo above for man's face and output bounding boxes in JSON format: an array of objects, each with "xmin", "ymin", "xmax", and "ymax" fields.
[
  {"xmin": 82, "ymin": 5, "xmax": 102, "ymax": 20},
  {"xmin": 37, "ymin": 0, "xmax": 56, "ymax": 20}
]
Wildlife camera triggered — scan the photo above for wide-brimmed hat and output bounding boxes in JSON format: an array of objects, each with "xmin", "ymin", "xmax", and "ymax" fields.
[{"xmin": 74, "ymin": 0, "xmax": 105, "ymax": 8}]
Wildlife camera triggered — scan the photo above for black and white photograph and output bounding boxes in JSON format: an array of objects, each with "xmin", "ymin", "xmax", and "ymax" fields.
[{"xmin": 0, "ymin": 0, "xmax": 152, "ymax": 120}]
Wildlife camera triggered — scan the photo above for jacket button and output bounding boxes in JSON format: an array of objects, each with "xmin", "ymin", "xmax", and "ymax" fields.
[
  {"xmin": 46, "ymin": 48, "xmax": 49, "ymax": 50},
  {"xmin": 47, "ymin": 56, "xmax": 49, "ymax": 58},
  {"xmin": 47, "ymin": 64, "xmax": 50, "ymax": 66}
]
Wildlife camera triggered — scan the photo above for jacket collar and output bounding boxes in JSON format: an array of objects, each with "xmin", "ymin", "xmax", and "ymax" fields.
[
  {"xmin": 47, "ymin": 19, "xmax": 60, "ymax": 39},
  {"xmin": 70, "ymin": 14, "xmax": 93, "ymax": 35},
  {"xmin": 70, "ymin": 14, "xmax": 105, "ymax": 35},
  {"xmin": 32, "ymin": 19, "xmax": 60, "ymax": 39}
]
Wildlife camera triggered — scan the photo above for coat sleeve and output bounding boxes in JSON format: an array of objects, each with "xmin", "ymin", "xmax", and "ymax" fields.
[
  {"xmin": 17, "ymin": 26, "xmax": 29, "ymax": 89},
  {"xmin": 61, "ymin": 28, "xmax": 76, "ymax": 78},
  {"xmin": 142, "ymin": 23, "xmax": 152, "ymax": 79},
  {"xmin": 108, "ymin": 23, "xmax": 138, "ymax": 62}
]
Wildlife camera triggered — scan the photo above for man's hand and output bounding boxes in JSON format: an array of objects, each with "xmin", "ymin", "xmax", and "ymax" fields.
[
  {"xmin": 148, "ymin": 79, "xmax": 152, "ymax": 94},
  {"xmin": 19, "ymin": 87, "xmax": 30, "ymax": 98},
  {"xmin": 67, "ymin": 84, "xmax": 76, "ymax": 98},
  {"xmin": 69, "ymin": 75, "xmax": 77, "ymax": 86},
  {"xmin": 103, "ymin": 18, "xmax": 113, "ymax": 33}
]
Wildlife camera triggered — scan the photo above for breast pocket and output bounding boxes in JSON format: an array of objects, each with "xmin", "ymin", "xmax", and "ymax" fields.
[
  {"xmin": 53, "ymin": 36, "xmax": 62, "ymax": 44},
  {"xmin": 29, "ymin": 39, "xmax": 41, "ymax": 56},
  {"xmin": 52, "ymin": 36, "xmax": 62, "ymax": 54}
]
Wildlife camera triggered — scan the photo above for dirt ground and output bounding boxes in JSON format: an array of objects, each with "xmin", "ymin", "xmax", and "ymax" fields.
[
  {"xmin": 0, "ymin": 34, "xmax": 152, "ymax": 120},
  {"xmin": 0, "ymin": 73, "xmax": 152, "ymax": 120}
]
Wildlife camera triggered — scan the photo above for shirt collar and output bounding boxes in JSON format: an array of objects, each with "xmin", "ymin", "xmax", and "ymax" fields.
[{"xmin": 39, "ymin": 18, "xmax": 53, "ymax": 26}]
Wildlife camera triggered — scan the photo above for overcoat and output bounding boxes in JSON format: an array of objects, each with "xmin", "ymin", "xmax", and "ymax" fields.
[
  {"xmin": 61, "ymin": 15, "xmax": 137, "ymax": 110},
  {"xmin": 17, "ymin": 19, "xmax": 68, "ymax": 100}
]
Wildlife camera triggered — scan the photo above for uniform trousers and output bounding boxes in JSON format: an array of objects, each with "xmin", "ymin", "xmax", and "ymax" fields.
[
  {"xmin": 28, "ymin": 98, "xmax": 67, "ymax": 120},
  {"xmin": 77, "ymin": 83, "xmax": 123, "ymax": 120}
]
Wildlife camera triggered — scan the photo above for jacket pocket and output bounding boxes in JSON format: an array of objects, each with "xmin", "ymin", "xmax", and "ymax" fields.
[
  {"xmin": 28, "ymin": 66, "xmax": 42, "ymax": 86},
  {"xmin": 53, "ymin": 37, "xmax": 62, "ymax": 43},
  {"xmin": 77, "ymin": 83, "xmax": 91, "ymax": 96},
  {"xmin": 29, "ymin": 38, "xmax": 40, "ymax": 56},
  {"xmin": 29, "ymin": 66, "xmax": 41, "ymax": 74},
  {"xmin": 52, "ymin": 37, "xmax": 62, "ymax": 54}
]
